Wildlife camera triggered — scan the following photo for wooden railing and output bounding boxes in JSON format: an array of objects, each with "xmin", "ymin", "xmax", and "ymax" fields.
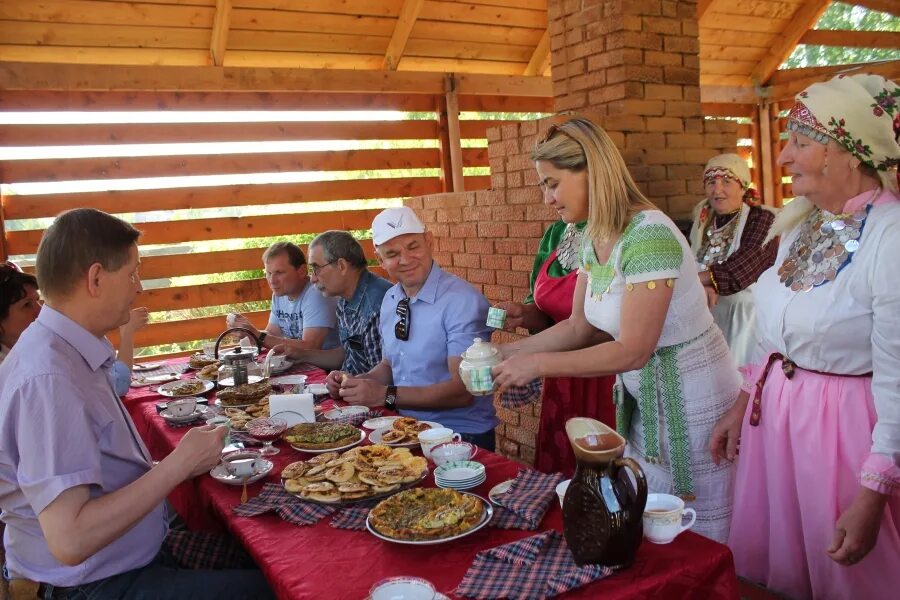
[{"xmin": 0, "ymin": 90, "xmax": 553, "ymax": 357}]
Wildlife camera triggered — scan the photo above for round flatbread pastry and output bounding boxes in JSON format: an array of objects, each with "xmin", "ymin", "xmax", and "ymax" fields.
[
  {"xmin": 283, "ymin": 479, "xmax": 306, "ymax": 494},
  {"xmin": 381, "ymin": 429, "xmax": 407, "ymax": 444},
  {"xmin": 308, "ymin": 452, "xmax": 340, "ymax": 465},
  {"xmin": 281, "ymin": 461, "xmax": 310, "ymax": 479}
]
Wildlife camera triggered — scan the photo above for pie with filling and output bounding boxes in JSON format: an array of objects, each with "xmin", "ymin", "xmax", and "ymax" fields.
[{"xmin": 368, "ymin": 488, "xmax": 484, "ymax": 541}]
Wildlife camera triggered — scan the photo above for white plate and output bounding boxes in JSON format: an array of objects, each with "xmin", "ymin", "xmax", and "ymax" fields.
[
  {"xmin": 158, "ymin": 379, "xmax": 215, "ymax": 398},
  {"xmin": 434, "ymin": 461, "xmax": 486, "ymax": 482},
  {"xmin": 324, "ymin": 406, "xmax": 369, "ymax": 420},
  {"xmin": 209, "ymin": 458, "xmax": 273, "ymax": 485},
  {"xmin": 266, "ymin": 360, "xmax": 293, "ymax": 375},
  {"xmin": 160, "ymin": 404, "xmax": 212, "ymax": 424},
  {"xmin": 132, "ymin": 362, "xmax": 163, "ymax": 372},
  {"xmin": 130, "ymin": 373, "xmax": 180, "ymax": 388},
  {"xmin": 366, "ymin": 492, "xmax": 493, "ymax": 545},
  {"xmin": 436, "ymin": 477, "xmax": 486, "ymax": 491},
  {"xmin": 368, "ymin": 422, "xmax": 443, "ymax": 448},
  {"xmin": 488, "ymin": 479, "xmax": 514, "ymax": 505},
  {"xmin": 362, "ymin": 415, "xmax": 399, "ymax": 430},
  {"xmin": 289, "ymin": 429, "xmax": 366, "ymax": 454},
  {"xmin": 306, "ymin": 383, "xmax": 329, "ymax": 396}
]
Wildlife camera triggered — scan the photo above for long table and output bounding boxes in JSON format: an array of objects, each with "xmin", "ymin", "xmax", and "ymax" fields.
[{"xmin": 125, "ymin": 360, "xmax": 739, "ymax": 599}]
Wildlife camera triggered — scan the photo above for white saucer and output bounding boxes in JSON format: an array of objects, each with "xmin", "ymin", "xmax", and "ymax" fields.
[
  {"xmin": 324, "ymin": 406, "xmax": 368, "ymax": 420},
  {"xmin": 436, "ymin": 474, "xmax": 486, "ymax": 490},
  {"xmin": 209, "ymin": 458, "xmax": 273, "ymax": 485},
  {"xmin": 266, "ymin": 360, "xmax": 293, "ymax": 375},
  {"xmin": 489, "ymin": 479, "xmax": 514, "ymax": 505},
  {"xmin": 160, "ymin": 404, "xmax": 211, "ymax": 424},
  {"xmin": 362, "ymin": 415, "xmax": 398, "ymax": 430}
]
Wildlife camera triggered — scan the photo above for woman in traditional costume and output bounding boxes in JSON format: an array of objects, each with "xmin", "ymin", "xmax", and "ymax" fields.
[
  {"xmin": 689, "ymin": 154, "xmax": 777, "ymax": 367},
  {"xmin": 494, "ymin": 220, "xmax": 616, "ymax": 476},
  {"xmin": 711, "ymin": 73, "xmax": 900, "ymax": 599},
  {"xmin": 492, "ymin": 117, "xmax": 740, "ymax": 542}
]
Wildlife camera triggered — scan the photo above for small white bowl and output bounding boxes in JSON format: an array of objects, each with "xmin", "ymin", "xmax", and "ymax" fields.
[
  {"xmin": 370, "ymin": 576, "xmax": 436, "ymax": 600},
  {"xmin": 429, "ymin": 441, "xmax": 477, "ymax": 466},
  {"xmin": 433, "ymin": 460, "xmax": 485, "ymax": 483},
  {"xmin": 166, "ymin": 397, "xmax": 197, "ymax": 418}
]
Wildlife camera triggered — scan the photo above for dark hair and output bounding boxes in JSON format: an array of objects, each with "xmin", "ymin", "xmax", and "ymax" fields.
[
  {"xmin": 1, "ymin": 264, "xmax": 38, "ymax": 325},
  {"xmin": 310, "ymin": 230, "xmax": 367, "ymax": 269},
  {"xmin": 263, "ymin": 241, "xmax": 306, "ymax": 269},
  {"xmin": 36, "ymin": 208, "xmax": 141, "ymax": 301}
]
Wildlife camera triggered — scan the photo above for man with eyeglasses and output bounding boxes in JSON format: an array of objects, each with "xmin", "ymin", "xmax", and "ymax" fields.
[
  {"xmin": 229, "ymin": 241, "xmax": 339, "ymax": 353},
  {"xmin": 334, "ymin": 207, "xmax": 499, "ymax": 451},
  {"xmin": 274, "ymin": 231, "xmax": 391, "ymax": 375}
]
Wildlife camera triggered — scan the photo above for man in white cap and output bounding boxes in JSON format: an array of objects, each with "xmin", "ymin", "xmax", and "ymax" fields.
[{"xmin": 331, "ymin": 207, "xmax": 498, "ymax": 450}]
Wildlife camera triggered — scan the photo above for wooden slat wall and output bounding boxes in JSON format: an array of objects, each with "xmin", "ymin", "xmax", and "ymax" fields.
[{"xmin": 0, "ymin": 90, "xmax": 545, "ymax": 354}]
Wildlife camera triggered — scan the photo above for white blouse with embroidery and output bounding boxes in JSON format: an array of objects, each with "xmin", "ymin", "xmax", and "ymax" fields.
[
  {"xmin": 580, "ymin": 210, "xmax": 712, "ymax": 347},
  {"xmin": 749, "ymin": 192, "xmax": 900, "ymax": 488}
]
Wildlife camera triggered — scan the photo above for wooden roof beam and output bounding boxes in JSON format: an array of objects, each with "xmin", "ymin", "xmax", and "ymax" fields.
[
  {"xmin": 697, "ymin": 0, "xmax": 714, "ymax": 21},
  {"xmin": 852, "ymin": 0, "xmax": 900, "ymax": 19},
  {"xmin": 210, "ymin": 0, "xmax": 232, "ymax": 67},
  {"xmin": 751, "ymin": 0, "xmax": 832, "ymax": 86},
  {"xmin": 0, "ymin": 61, "xmax": 553, "ymax": 97},
  {"xmin": 768, "ymin": 59, "xmax": 900, "ymax": 100},
  {"xmin": 800, "ymin": 29, "xmax": 900, "ymax": 48},
  {"xmin": 523, "ymin": 30, "xmax": 550, "ymax": 77},
  {"xmin": 383, "ymin": 0, "xmax": 424, "ymax": 70}
]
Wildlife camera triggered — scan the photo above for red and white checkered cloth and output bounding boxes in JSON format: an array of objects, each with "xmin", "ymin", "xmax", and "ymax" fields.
[
  {"xmin": 490, "ymin": 469, "xmax": 564, "ymax": 530},
  {"xmin": 164, "ymin": 529, "xmax": 256, "ymax": 570},
  {"xmin": 454, "ymin": 530, "xmax": 611, "ymax": 599},
  {"xmin": 233, "ymin": 483, "xmax": 334, "ymax": 526},
  {"xmin": 499, "ymin": 379, "xmax": 543, "ymax": 409}
]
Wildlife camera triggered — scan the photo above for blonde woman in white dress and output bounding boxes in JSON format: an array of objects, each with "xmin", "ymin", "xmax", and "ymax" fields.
[{"xmin": 492, "ymin": 117, "xmax": 740, "ymax": 542}]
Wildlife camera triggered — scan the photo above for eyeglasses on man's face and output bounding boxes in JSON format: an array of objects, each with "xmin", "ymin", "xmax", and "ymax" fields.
[
  {"xmin": 308, "ymin": 260, "xmax": 337, "ymax": 276},
  {"xmin": 394, "ymin": 297, "xmax": 411, "ymax": 341}
]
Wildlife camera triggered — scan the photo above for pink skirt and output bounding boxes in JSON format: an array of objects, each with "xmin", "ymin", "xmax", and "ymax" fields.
[{"xmin": 729, "ymin": 361, "xmax": 900, "ymax": 599}]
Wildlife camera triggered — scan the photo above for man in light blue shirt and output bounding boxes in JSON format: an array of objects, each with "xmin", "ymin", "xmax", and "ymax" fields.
[
  {"xmin": 230, "ymin": 241, "xmax": 339, "ymax": 352},
  {"xmin": 336, "ymin": 207, "xmax": 498, "ymax": 450},
  {"xmin": 0, "ymin": 209, "xmax": 270, "ymax": 597}
]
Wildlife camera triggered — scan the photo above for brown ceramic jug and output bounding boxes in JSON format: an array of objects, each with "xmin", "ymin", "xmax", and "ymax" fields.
[{"xmin": 562, "ymin": 418, "xmax": 647, "ymax": 567}]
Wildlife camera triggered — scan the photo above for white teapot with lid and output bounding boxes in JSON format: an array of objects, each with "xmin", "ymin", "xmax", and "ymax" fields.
[{"xmin": 458, "ymin": 337, "xmax": 502, "ymax": 395}]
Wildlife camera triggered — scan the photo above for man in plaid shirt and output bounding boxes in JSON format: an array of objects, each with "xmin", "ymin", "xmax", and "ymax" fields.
[{"xmin": 279, "ymin": 230, "xmax": 391, "ymax": 375}]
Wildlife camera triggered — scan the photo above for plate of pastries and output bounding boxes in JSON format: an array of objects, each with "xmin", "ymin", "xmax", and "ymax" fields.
[
  {"xmin": 216, "ymin": 380, "xmax": 271, "ymax": 408},
  {"xmin": 366, "ymin": 488, "xmax": 492, "ymax": 544},
  {"xmin": 283, "ymin": 422, "xmax": 365, "ymax": 453},
  {"xmin": 223, "ymin": 398, "xmax": 270, "ymax": 430},
  {"xmin": 368, "ymin": 417, "xmax": 442, "ymax": 448},
  {"xmin": 281, "ymin": 444, "xmax": 428, "ymax": 505}
]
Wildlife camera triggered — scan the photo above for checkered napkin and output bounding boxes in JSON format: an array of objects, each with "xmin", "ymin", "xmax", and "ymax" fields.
[
  {"xmin": 164, "ymin": 530, "xmax": 256, "ymax": 570},
  {"xmin": 455, "ymin": 530, "xmax": 611, "ymax": 599},
  {"xmin": 233, "ymin": 483, "xmax": 335, "ymax": 526},
  {"xmin": 499, "ymin": 379, "xmax": 543, "ymax": 408},
  {"xmin": 490, "ymin": 469, "xmax": 564, "ymax": 530},
  {"xmin": 164, "ymin": 416, "xmax": 207, "ymax": 429},
  {"xmin": 321, "ymin": 409, "xmax": 383, "ymax": 427},
  {"xmin": 329, "ymin": 499, "xmax": 380, "ymax": 530}
]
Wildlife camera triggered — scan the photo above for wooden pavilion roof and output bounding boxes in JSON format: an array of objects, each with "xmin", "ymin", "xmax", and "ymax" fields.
[{"xmin": 0, "ymin": 0, "xmax": 897, "ymax": 103}]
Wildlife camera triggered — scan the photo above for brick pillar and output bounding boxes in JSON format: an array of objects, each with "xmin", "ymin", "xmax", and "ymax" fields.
[
  {"xmin": 404, "ymin": 1, "xmax": 741, "ymax": 466},
  {"xmin": 549, "ymin": 0, "xmax": 736, "ymax": 217}
]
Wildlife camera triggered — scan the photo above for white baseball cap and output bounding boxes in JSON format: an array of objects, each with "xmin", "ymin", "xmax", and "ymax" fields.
[{"xmin": 371, "ymin": 206, "xmax": 426, "ymax": 246}]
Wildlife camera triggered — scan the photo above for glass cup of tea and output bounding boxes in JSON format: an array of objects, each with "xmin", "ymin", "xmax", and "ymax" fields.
[{"xmin": 245, "ymin": 416, "xmax": 288, "ymax": 456}]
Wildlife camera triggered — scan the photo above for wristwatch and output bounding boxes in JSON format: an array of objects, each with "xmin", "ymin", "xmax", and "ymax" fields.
[
  {"xmin": 384, "ymin": 385, "xmax": 398, "ymax": 411},
  {"xmin": 257, "ymin": 331, "xmax": 268, "ymax": 346}
]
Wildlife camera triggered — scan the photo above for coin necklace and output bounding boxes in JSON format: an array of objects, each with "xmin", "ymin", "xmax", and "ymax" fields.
[
  {"xmin": 697, "ymin": 210, "xmax": 740, "ymax": 268},
  {"xmin": 777, "ymin": 189, "xmax": 879, "ymax": 292}
]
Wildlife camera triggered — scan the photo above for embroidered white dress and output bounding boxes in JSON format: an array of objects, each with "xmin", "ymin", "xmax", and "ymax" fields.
[{"xmin": 581, "ymin": 210, "xmax": 741, "ymax": 542}]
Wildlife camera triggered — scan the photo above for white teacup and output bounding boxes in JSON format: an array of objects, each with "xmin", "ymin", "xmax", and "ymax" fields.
[
  {"xmin": 556, "ymin": 479, "xmax": 571, "ymax": 508},
  {"xmin": 418, "ymin": 427, "xmax": 461, "ymax": 460},
  {"xmin": 642, "ymin": 493, "xmax": 696, "ymax": 544},
  {"xmin": 369, "ymin": 577, "xmax": 436, "ymax": 600},
  {"xmin": 166, "ymin": 398, "xmax": 197, "ymax": 418},
  {"xmin": 222, "ymin": 451, "xmax": 263, "ymax": 479},
  {"xmin": 268, "ymin": 353, "xmax": 288, "ymax": 369}
]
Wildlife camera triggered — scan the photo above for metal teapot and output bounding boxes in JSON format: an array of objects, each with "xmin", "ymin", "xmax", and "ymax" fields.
[{"xmin": 215, "ymin": 327, "xmax": 263, "ymax": 387}]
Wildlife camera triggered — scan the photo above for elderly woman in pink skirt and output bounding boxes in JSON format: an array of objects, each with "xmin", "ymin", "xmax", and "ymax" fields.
[{"xmin": 710, "ymin": 73, "xmax": 900, "ymax": 599}]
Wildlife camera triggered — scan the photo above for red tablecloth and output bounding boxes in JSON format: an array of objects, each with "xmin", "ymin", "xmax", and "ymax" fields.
[{"xmin": 125, "ymin": 360, "xmax": 739, "ymax": 600}]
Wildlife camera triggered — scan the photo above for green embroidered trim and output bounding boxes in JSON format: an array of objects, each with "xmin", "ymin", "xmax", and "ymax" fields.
[
  {"xmin": 589, "ymin": 263, "xmax": 615, "ymax": 298},
  {"xmin": 638, "ymin": 358, "xmax": 660, "ymax": 461},
  {"xmin": 658, "ymin": 345, "xmax": 694, "ymax": 499},
  {"xmin": 621, "ymin": 223, "xmax": 683, "ymax": 278},
  {"xmin": 614, "ymin": 377, "xmax": 635, "ymax": 438}
]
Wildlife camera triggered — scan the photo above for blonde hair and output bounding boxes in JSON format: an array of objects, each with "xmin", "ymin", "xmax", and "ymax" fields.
[{"xmin": 531, "ymin": 117, "xmax": 654, "ymax": 241}]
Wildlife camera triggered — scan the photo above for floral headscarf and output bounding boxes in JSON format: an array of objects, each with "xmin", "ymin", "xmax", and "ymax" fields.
[{"xmin": 787, "ymin": 73, "xmax": 900, "ymax": 181}]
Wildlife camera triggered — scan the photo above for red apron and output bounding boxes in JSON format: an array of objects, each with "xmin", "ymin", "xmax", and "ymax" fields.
[{"xmin": 532, "ymin": 250, "xmax": 616, "ymax": 476}]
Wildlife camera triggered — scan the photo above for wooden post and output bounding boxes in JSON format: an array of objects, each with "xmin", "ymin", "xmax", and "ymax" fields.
[
  {"xmin": 0, "ymin": 194, "xmax": 8, "ymax": 261},
  {"xmin": 757, "ymin": 103, "xmax": 778, "ymax": 208},
  {"xmin": 435, "ymin": 94, "xmax": 454, "ymax": 192},
  {"xmin": 444, "ymin": 74, "xmax": 465, "ymax": 193}
]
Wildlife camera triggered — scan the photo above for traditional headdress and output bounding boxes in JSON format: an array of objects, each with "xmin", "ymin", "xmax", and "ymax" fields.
[{"xmin": 786, "ymin": 73, "xmax": 899, "ymax": 190}]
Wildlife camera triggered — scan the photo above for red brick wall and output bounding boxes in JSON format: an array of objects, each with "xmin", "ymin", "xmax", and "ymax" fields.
[{"xmin": 403, "ymin": 0, "xmax": 739, "ymax": 466}]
